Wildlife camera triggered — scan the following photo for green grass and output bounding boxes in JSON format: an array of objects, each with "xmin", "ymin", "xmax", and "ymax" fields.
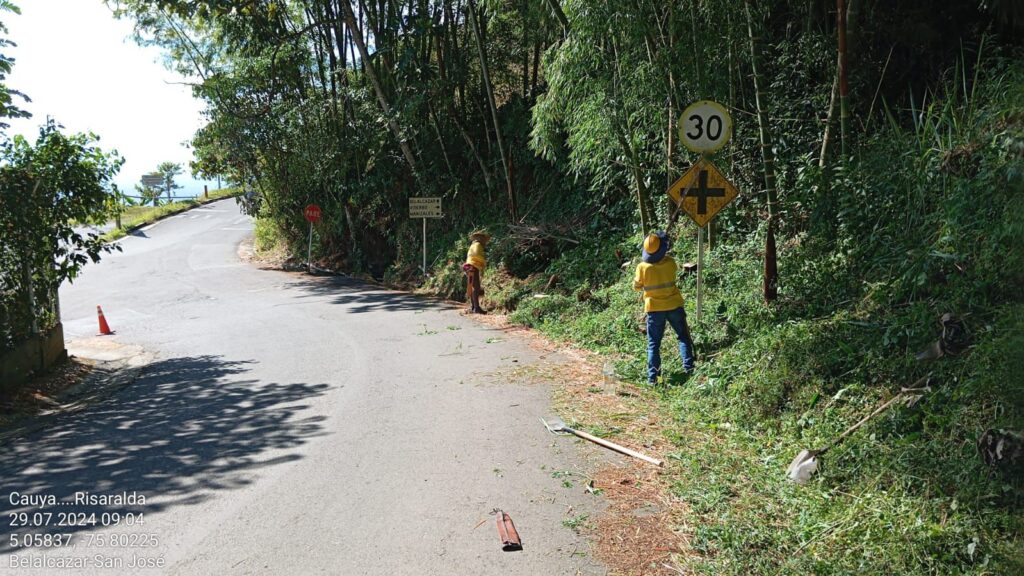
[
  {"xmin": 657, "ymin": 303, "xmax": 1024, "ymax": 574},
  {"xmin": 562, "ymin": 514, "xmax": 589, "ymax": 533},
  {"xmin": 418, "ymin": 59, "xmax": 1024, "ymax": 575},
  {"xmin": 416, "ymin": 324, "xmax": 438, "ymax": 336},
  {"xmin": 253, "ymin": 216, "xmax": 283, "ymax": 254},
  {"xmin": 504, "ymin": 246, "xmax": 1022, "ymax": 575}
]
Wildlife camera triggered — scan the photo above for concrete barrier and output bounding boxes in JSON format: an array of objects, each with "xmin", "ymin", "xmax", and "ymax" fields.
[{"xmin": 0, "ymin": 324, "xmax": 67, "ymax": 394}]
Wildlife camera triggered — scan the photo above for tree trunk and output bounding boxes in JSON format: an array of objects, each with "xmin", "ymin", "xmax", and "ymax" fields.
[
  {"xmin": 666, "ymin": 102, "xmax": 674, "ymax": 191},
  {"xmin": 820, "ymin": 73, "xmax": 838, "ymax": 168},
  {"xmin": 837, "ymin": 0, "xmax": 849, "ymax": 157},
  {"xmin": 610, "ymin": 36, "xmax": 654, "ymax": 232},
  {"xmin": 467, "ymin": 0, "xmax": 516, "ymax": 221},
  {"xmin": 521, "ymin": 0, "xmax": 529, "ymax": 99},
  {"xmin": 764, "ymin": 221, "xmax": 778, "ymax": 300},
  {"xmin": 745, "ymin": 0, "xmax": 779, "ymax": 301},
  {"xmin": 544, "ymin": 0, "xmax": 569, "ymax": 37},
  {"xmin": 432, "ymin": 9, "xmax": 494, "ymax": 192},
  {"xmin": 340, "ymin": 0, "xmax": 417, "ymax": 173},
  {"xmin": 666, "ymin": 2, "xmax": 676, "ymax": 192},
  {"xmin": 447, "ymin": 101, "xmax": 494, "ymax": 193},
  {"xmin": 21, "ymin": 256, "xmax": 38, "ymax": 336},
  {"xmin": 691, "ymin": 0, "xmax": 703, "ymax": 93},
  {"xmin": 344, "ymin": 202, "xmax": 360, "ymax": 257},
  {"xmin": 530, "ymin": 39, "xmax": 541, "ymax": 97},
  {"xmin": 427, "ymin": 103, "xmax": 456, "ymax": 181},
  {"xmin": 817, "ymin": 72, "xmax": 839, "ymax": 203},
  {"xmin": 614, "ymin": 123, "xmax": 654, "ymax": 234}
]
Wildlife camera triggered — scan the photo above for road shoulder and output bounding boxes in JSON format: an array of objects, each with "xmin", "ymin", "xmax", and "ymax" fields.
[
  {"xmin": 459, "ymin": 312, "xmax": 691, "ymax": 575},
  {"xmin": 0, "ymin": 338, "xmax": 154, "ymax": 444}
]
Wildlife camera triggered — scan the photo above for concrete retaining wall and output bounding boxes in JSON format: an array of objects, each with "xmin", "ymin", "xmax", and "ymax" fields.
[{"xmin": 0, "ymin": 324, "xmax": 67, "ymax": 394}]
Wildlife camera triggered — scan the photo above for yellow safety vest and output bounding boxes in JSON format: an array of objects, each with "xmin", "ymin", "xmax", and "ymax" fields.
[{"xmin": 633, "ymin": 256, "xmax": 685, "ymax": 312}]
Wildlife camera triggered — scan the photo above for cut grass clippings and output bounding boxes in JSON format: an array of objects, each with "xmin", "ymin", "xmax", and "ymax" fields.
[
  {"xmin": 471, "ymin": 312, "xmax": 691, "ymax": 575},
  {"xmin": 547, "ymin": 348, "xmax": 691, "ymax": 576},
  {"xmin": 461, "ymin": 308, "xmax": 1023, "ymax": 575}
]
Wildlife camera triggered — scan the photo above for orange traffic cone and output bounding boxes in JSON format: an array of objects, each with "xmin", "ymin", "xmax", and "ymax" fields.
[{"xmin": 97, "ymin": 305, "xmax": 113, "ymax": 335}]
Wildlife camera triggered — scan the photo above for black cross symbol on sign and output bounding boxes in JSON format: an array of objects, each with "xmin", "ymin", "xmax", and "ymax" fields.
[{"xmin": 694, "ymin": 169, "xmax": 725, "ymax": 215}]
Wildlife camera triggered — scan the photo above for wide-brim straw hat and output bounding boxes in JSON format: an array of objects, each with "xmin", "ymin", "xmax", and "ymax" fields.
[{"xmin": 469, "ymin": 230, "xmax": 491, "ymax": 243}]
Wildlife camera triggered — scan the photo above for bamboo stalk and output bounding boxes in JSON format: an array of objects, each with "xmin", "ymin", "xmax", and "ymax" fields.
[
  {"xmin": 837, "ymin": 0, "xmax": 849, "ymax": 158},
  {"xmin": 340, "ymin": 0, "xmax": 417, "ymax": 173},
  {"xmin": 745, "ymin": 0, "xmax": 779, "ymax": 301},
  {"xmin": 467, "ymin": 0, "xmax": 517, "ymax": 221}
]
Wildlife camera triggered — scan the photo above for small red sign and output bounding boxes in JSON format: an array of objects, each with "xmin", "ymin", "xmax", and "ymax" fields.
[{"xmin": 304, "ymin": 204, "xmax": 322, "ymax": 223}]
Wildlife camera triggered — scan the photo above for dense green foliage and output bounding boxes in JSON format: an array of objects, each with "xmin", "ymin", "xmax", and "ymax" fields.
[
  {"xmin": 510, "ymin": 61, "xmax": 1024, "ymax": 573},
  {"xmin": 112, "ymin": 0, "xmax": 1022, "ymax": 572},
  {"xmin": 0, "ymin": 0, "xmax": 29, "ymax": 129},
  {"xmin": 0, "ymin": 2, "xmax": 124, "ymax": 353},
  {"xmin": 0, "ymin": 121, "xmax": 124, "ymax": 351}
]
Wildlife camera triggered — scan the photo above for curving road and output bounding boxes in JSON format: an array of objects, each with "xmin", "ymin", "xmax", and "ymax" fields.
[{"xmin": 0, "ymin": 199, "xmax": 606, "ymax": 575}]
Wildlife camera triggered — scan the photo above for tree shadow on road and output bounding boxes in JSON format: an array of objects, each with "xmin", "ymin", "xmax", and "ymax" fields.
[
  {"xmin": 285, "ymin": 274, "xmax": 441, "ymax": 314},
  {"xmin": 0, "ymin": 355, "xmax": 329, "ymax": 552}
]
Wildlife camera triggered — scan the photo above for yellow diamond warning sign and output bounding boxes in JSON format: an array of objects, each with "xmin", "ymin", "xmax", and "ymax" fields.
[{"xmin": 667, "ymin": 158, "xmax": 739, "ymax": 228}]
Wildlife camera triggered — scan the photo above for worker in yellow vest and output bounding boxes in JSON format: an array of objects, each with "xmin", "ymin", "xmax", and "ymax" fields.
[
  {"xmin": 633, "ymin": 231, "xmax": 695, "ymax": 384},
  {"xmin": 463, "ymin": 230, "xmax": 490, "ymax": 314}
]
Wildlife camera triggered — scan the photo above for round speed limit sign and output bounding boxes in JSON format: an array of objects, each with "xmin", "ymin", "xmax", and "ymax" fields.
[{"xmin": 680, "ymin": 100, "xmax": 732, "ymax": 154}]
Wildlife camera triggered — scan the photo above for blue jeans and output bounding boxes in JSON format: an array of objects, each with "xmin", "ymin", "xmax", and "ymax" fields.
[{"xmin": 646, "ymin": 307, "xmax": 695, "ymax": 383}]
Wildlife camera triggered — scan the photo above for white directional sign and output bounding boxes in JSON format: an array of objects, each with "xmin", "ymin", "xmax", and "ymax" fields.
[
  {"xmin": 411, "ymin": 197, "xmax": 442, "ymax": 275},
  {"xmin": 140, "ymin": 173, "xmax": 164, "ymax": 188},
  {"xmin": 679, "ymin": 100, "xmax": 732, "ymax": 154},
  {"xmin": 409, "ymin": 197, "xmax": 442, "ymax": 219}
]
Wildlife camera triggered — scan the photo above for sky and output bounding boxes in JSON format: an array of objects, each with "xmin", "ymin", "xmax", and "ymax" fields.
[{"xmin": 5, "ymin": 0, "xmax": 218, "ymax": 196}]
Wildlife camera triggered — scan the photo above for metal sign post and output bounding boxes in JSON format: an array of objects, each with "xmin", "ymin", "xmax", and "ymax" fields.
[
  {"xmin": 697, "ymin": 155, "xmax": 704, "ymax": 326},
  {"xmin": 697, "ymin": 226, "xmax": 705, "ymax": 324},
  {"xmin": 670, "ymin": 156, "xmax": 738, "ymax": 326},
  {"xmin": 672, "ymin": 100, "xmax": 738, "ymax": 326},
  {"xmin": 303, "ymin": 204, "xmax": 322, "ymax": 273},
  {"xmin": 409, "ymin": 197, "xmax": 443, "ymax": 275}
]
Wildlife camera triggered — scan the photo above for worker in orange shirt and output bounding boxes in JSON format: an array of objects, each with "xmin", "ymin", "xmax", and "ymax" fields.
[{"xmin": 633, "ymin": 231, "xmax": 695, "ymax": 384}]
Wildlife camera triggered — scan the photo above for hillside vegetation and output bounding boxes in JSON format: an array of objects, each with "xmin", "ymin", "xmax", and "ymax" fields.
[
  {"xmin": 114, "ymin": 1, "xmax": 1023, "ymax": 572},
  {"xmin": 497, "ymin": 60, "xmax": 1024, "ymax": 574}
]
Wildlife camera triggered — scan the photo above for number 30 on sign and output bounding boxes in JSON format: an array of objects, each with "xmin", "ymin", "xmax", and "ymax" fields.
[{"xmin": 680, "ymin": 100, "xmax": 732, "ymax": 154}]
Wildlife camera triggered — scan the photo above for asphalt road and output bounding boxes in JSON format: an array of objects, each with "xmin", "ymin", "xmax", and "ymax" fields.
[{"xmin": 0, "ymin": 200, "xmax": 607, "ymax": 575}]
